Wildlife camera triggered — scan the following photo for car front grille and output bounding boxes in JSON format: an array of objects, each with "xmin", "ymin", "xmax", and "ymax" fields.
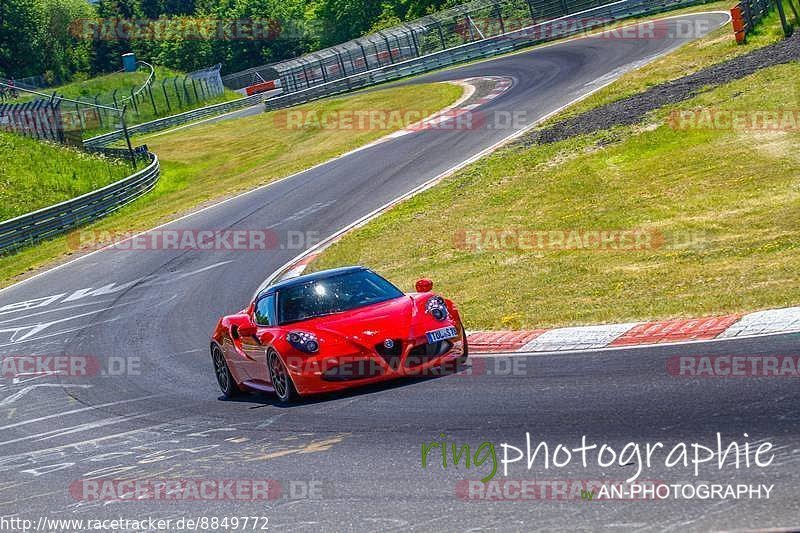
[
  {"xmin": 405, "ymin": 340, "xmax": 453, "ymax": 367},
  {"xmin": 375, "ymin": 339, "xmax": 403, "ymax": 370}
]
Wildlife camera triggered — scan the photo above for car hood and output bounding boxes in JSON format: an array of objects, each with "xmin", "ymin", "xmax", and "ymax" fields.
[{"xmin": 293, "ymin": 296, "xmax": 426, "ymax": 350}]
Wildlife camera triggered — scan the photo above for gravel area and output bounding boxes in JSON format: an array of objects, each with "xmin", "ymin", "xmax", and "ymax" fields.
[{"xmin": 518, "ymin": 32, "xmax": 800, "ymax": 146}]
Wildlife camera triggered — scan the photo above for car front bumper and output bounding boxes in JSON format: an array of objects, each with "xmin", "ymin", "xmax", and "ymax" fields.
[{"xmin": 283, "ymin": 328, "xmax": 468, "ymax": 395}]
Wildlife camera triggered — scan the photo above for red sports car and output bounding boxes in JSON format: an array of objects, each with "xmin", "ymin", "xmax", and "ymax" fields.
[{"xmin": 210, "ymin": 266, "xmax": 468, "ymax": 403}]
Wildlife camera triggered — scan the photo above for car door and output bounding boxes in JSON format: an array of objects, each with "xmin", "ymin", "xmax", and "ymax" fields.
[{"xmin": 249, "ymin": 293, "xmax": 278, "ymax": 383}]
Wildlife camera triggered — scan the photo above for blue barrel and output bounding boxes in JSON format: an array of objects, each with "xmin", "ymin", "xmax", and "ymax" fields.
[{"xmin": 122, "ymin": 53, "xmax": 137, "ymax": 72}]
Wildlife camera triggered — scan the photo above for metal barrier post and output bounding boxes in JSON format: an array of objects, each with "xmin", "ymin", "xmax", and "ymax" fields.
[
  {"xmin": 147, "ymin": 85, "xmax": 158, "ymax": 115},
  {"xmin": 161, "ymin": 80, "xmax": 171, "ymax": 112},
  {"xmin": 775, "ymin": 0, "xmax": 793, "ymax": 34},
  {"xmin": 120, "ymin": 104, "xmax": 136, "ymax": 169},
  {"xmin": 95, "ymin": 95, "xmax": 104, "ymax": 127},
  {"xmin": 129, "ymin": 88, "xmax": 139, "ymax": 117}
]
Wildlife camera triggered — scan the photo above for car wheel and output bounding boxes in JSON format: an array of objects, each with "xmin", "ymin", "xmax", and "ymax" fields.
[
  {"xmin": 267, "ymin": 349, "xmax": 298, "ymax": 404},
  {"xmin": 212, "ymin": 344, "xmax": 241, "ymax": 398}
]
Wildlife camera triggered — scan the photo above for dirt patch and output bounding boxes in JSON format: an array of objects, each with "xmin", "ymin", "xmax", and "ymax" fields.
[{"xmin": 518, "ymin": 32, "xmax": 800, "ymax": 146}]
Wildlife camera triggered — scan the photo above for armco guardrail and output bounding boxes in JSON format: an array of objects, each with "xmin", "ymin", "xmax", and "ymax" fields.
[
  {"xmin": 0, "ymin": 151, "xmax": 160, "ymax": 255},
  {"xmin": 85, "ymin": 91, "xmax": 277, "ymax": 147},
  {"xmin": 266, "ymin": 0, "xmax": 713, "ymax": 111},
  {"xmin": 1, "ymin": 86, "xmax": 277, "ymax": 254}
]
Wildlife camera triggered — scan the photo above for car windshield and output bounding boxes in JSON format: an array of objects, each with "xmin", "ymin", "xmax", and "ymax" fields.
[{"xmin": 277, "ymin": 270, "xmax": 404, "ymax": 325}]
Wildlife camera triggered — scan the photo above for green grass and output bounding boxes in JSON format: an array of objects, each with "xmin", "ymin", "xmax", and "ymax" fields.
[
  {"xmin": 11, "ymin": 66, "xmax": 241, "ymax": 135},
  {"xmin": 311, "ymin": 60, "xmax": 800, "ymax": 329},
  {"xmin": 15, "ymin": 67, "xmax": 174, "ymax": 102},
  {"xmin": 0, "ymin": 132, "xmax": 133, "ymax": 221},
  {"xmin": 540, "ymin": 5, "xmax": 787, "ymax": 126},
  {"xmin": 0, "ymin": 82, "xmax": 463, "ymax": 287}
]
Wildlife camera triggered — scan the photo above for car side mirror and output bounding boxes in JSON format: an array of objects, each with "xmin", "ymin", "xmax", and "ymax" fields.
[
  {"xmin": 237, "ymin": 322, "xmax": 258, "ymax": 338},
  {"xmin": 415, "ymin": 279, "xmax": 433, "ymax": 292}
]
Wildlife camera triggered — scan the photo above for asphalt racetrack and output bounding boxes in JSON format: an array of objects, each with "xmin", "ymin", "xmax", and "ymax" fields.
[{"xmin": 2, "ymin": 12, "xmax": 799, "ymax": 531}]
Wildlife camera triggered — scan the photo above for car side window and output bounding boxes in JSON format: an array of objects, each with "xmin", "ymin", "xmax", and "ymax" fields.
[{"xmin": 254, "ymin": 294, "xmax": 276, "ymax": 326}]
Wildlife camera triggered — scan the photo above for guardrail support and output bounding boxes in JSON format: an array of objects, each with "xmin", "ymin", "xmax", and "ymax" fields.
[
  {"xmin": 161, "ymin": 80, "xmax": 171, "ymax": 112},
  {"xmin": 120, "ymin": 104, "xmax": 136, "ymax": 169},
  {"xmin": 525, "ymin": 0, "xmax": 536, "ymax": 20},
  {"xmin": 775, "ymin": 0, "xmax": 793, "ymax": 35},
  {"xmin": 147, "ymin": 85, "xmax": 158, "ymax": 115}
]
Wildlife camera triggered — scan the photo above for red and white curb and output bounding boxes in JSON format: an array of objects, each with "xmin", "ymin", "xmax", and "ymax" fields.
[
  {"xmin": 384, "ymin": 76, "xmax": 513, "ymax": 140},
  {"xmin": 280, "ymin": 254, "xmax": 320, "ymax": 280},
  {"xmin": 253, "ymin": 48, "xmax": 800, "ymax": 355},
  {"xmin": 468, "ymin": 308, "xmax": 800, "ymax": 354},
  {"xmin": 271, "ymin": 249, "xmax": 800, "ymax": 354}
]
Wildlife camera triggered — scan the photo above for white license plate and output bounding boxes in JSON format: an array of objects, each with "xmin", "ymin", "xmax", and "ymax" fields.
[{"xmin": 426, "ymin": 326, "xmax": 458, "ymax": 344}]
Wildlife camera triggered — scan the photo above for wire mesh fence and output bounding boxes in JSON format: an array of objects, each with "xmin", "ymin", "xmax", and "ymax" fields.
[
  {"xmin": 222, "ymin": 0, "xmax": 618, "ymax": 91},
  {"xmin": 732, "ymin": 0, "xmax": 798, "ymax": 42},
  {"xmin": 0, "ymin": 64, "xmax": 229, "ymax": 145}
]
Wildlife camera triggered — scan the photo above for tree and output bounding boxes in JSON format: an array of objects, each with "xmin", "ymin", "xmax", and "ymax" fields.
[
  {"xmin": 40, "ymin": 0, "xmax": 95, "ymax": 83},
  {"xmin": 0, "ymin": 0, "xmax": 45, "ymax": 79},
  {"xmin": 211, "ymin": 0, "xmax": 312, "ymax": 74},
  {"xmin": 314, "ymin": 0, "xmax": 385, "ymax": 46},
  {"xmin": 90, "ymin": 0, "xmax": 138, "ymax": 74}
]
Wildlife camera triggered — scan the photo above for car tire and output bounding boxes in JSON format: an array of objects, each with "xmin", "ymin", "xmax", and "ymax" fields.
[
  {"xmin": 267, "ymin": 349, "xmax": 299, "ymax": 404},
  {"xmin": 212, "ymin": 343, "xmax": 242, "ymax": 398}
]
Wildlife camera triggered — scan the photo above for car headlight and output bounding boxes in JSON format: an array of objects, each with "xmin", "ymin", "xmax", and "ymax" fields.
[
  {"xmin": 286, "ymin": 331, "xmax": 320, "ymax": 354},
  {"xmin": 426, "ymin": 296, "xmax": 449, "ymax": 321}
]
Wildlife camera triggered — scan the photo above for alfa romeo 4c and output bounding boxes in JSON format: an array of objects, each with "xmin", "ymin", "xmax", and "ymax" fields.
[{"xmin": 210, "ymin": 266, "xmax": 468, "ymax": 402}]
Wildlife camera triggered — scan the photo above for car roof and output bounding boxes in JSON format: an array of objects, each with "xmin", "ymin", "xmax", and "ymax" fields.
[{"xmin": 257, "ymin": 266, "xmax": 368, "ymax": 298}]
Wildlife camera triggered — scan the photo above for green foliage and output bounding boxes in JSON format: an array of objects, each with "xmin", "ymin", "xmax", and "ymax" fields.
[
  {"xmin": 0, "ymin": 0, "xmax": 45, "ymax": 79},
  {"xmin": 40, "ymin": 0, "xmax": 95, "ymax": 82},
  {"xmin": 1, "ymin": 0, "xmax": 478, "ymax": 82}
]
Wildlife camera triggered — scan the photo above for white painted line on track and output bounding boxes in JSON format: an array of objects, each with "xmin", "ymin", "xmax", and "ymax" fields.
[
  {"xmin": 0, "ymin": 395, "xmax": 164, "ymax": 431},
  {"xmin": 0, "ymin": 425, "xmax": 169, "ymax": 462}
]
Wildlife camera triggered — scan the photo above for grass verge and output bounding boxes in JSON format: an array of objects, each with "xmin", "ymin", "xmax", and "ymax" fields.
[
  {"xmin": 311, "ymin": 58, "xmax": 800, "ymax": 328},
  {"xmin": 0, "ymin": 82, "xmax": 463, "ymax": 288},
  {"xmin": 0, "ymin": 132, "xmax": 133, "ymax": 221},
  {"xmin": 541, "ymin": 5, "xmax": 786, "ymax": 125}
]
